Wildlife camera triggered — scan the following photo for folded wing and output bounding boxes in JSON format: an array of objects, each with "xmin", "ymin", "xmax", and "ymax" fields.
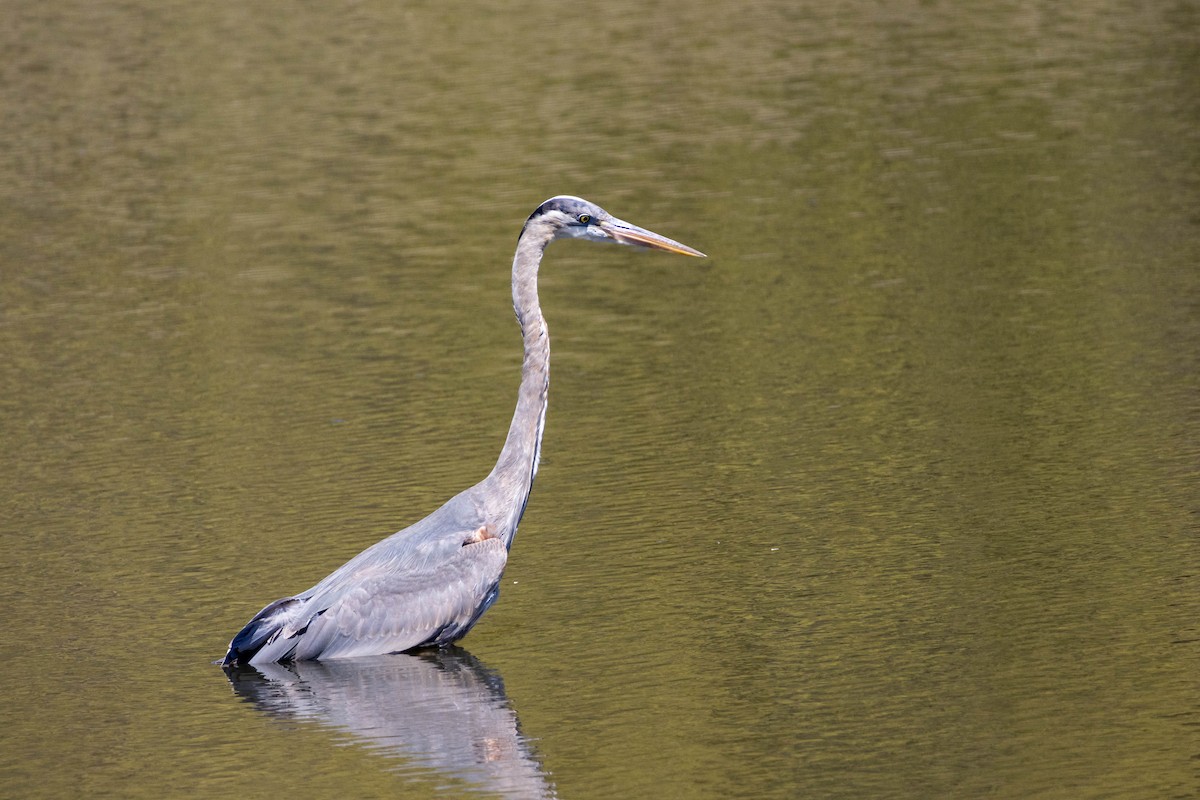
[{"xmin": 233, "ymin": 536, "xmax": 508, "ymax": 665}]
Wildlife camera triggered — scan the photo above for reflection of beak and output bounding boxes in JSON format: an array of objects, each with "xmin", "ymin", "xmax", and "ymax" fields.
[{"xmin": 601, "ymin": 218, "xmax": 707, "ymax": 258}]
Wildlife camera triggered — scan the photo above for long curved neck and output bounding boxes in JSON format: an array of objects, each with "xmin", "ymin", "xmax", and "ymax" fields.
[{"xmin": 487, "ymin": 223, "xmax": 554, "ymax": 542}]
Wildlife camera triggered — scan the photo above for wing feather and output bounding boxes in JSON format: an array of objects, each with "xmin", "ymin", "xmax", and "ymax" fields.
[{"xmin": 265, "ymin": 537, "xmax": 507, "ymax": 663}]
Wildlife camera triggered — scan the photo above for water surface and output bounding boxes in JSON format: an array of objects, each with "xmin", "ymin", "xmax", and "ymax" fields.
[{"xmin": 1, "ymin": 1, "xmax": 1197, "ymax": 798}]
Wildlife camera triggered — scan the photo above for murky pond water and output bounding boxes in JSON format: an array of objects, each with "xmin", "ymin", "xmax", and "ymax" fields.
[{"xmin": 2, "ymin": 1, "xmax": 1197, "ymax": 798}]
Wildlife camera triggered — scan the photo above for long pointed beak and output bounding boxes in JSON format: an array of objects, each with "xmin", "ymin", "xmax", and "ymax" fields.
[{"xmin": 601, "ymin": 218, "xmax": 707, "ymax": 258}]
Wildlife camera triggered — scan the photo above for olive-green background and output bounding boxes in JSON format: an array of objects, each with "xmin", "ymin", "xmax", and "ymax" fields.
[{"xmin": 1, "ymin": 1, "xmax": 1196, "ymax": 798}]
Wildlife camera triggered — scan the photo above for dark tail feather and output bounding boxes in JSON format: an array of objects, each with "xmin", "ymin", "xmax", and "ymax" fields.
[{"xmin": 220, "ymin": 597, "xmax": 300, "ymax": 667}]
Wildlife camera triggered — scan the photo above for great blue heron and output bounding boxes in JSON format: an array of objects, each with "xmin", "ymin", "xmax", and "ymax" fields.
[{"xmin": 221, "ymin": 196, "xmax": 704, "ymax": 666}]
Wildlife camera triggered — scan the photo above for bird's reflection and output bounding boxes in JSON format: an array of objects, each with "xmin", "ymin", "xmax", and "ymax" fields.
[{"xmin": 224, "ymin": 648, "xmax": 555, "ymax": 798}]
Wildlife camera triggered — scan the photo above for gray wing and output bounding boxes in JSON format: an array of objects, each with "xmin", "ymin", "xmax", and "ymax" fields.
[{"xmin": 249, "ymin": 536, "xmax": 507, "ymax": 664}]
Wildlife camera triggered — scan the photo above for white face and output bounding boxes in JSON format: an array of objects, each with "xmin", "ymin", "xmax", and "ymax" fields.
[
  {"xmin": 528, "ymin": 196, "xmax": 705, "ymax": 257},
  {"xmin": 547, "ymin": 209, "xmax": 616, "ymax": 244}
]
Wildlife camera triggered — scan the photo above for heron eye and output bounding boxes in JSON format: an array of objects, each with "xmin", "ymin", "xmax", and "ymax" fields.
[{"xmin": 578, "ymin": 213, "xmax": 591, "ymax": 224}]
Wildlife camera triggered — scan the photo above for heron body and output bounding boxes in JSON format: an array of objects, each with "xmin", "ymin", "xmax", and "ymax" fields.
[{"xmin": 221, "ymin": 196, "xmax": 704, "ymax": 667}]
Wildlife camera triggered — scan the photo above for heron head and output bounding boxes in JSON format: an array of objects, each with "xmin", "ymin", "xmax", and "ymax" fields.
[{"xmin": 525, "ymin": 195, "xmax": 706, "ymax": 258}]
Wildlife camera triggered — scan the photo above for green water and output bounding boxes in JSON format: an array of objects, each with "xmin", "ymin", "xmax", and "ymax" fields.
[{"xmin": 1, "ymin": 1, "xmax": 1196, "ymax": 798}]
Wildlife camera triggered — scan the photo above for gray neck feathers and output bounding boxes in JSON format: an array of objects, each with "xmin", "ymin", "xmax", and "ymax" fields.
[{"xmin": 487, "ymin": 223, "xmax": 554, "ymax": 542}]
